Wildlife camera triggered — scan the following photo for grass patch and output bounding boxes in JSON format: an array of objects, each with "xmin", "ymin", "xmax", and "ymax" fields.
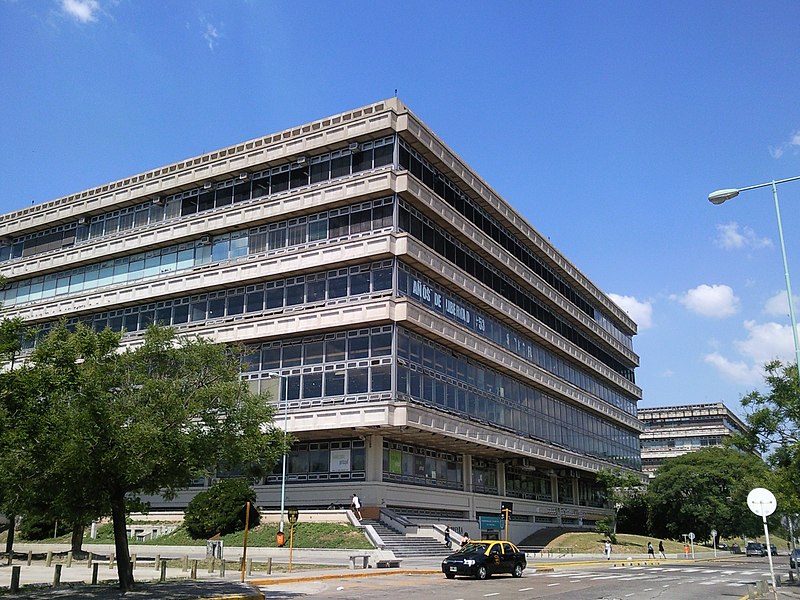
[
  {"xmin": 546, "ymin": 532, "xmax": 789, "ymax": 554},
  {"xmin": 14, "ymin": 521, "xmax": 372, "ymax": 550}
]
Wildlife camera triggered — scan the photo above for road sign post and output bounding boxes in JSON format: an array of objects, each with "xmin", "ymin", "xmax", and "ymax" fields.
[
  {"xmin": 748, "ymin": 487, "xmax": 777, "ymax": 593},
  {"xmin": 501, "ymin": 502, "xmax": 513, "ymax": 541}
]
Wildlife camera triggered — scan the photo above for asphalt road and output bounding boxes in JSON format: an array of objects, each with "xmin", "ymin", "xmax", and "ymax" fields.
[{"xmin": 257, "ymin": 556, "xmax": 797, "ymax": 600}]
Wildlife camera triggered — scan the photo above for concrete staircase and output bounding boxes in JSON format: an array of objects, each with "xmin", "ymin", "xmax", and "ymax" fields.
[{"xmin": 362, "ymin": 519, "xmax": 452, "ymax": 558}]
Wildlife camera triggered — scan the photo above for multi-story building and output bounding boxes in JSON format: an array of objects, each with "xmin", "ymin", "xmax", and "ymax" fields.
[
  {"xmin": 0, "ymin": 99, "xmax": 642, "ymax": 540},
  {"xmin": 639, "ymin": 403, "xmax": 748, "ymax": 478}
]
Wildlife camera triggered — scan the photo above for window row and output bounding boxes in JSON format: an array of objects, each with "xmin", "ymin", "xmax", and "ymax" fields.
[
  {"xmin": 398, "ymin": 138, "xmax": 633, "ymax": 350},
  {"xmin": 398, "ymin": 263, "xmax": 637, "ymax": 415},
  {"xmin": 1, "ymin": 196, "xmax": 395, "ymax": 307},
  {"xmin": 1, "ymin": 136, "xmax": 395, "ymax": 263},
  {"xmin": 396, "ymin": 327, "xmax": 640, "ymax": 469},
  {"xmin": 24, "ymin": 261, "xmax": 394, "ymax": 348},
  {"xmin": 383, "ymin": 439, "xmax": 463, "ymax": 491},
  {"xmin": 242, "ymin": 326, "xmax": 393, "ymax": 372},
  {"xmin": 398, "ymin": 199, "xmax": 636, "ymax": 383}
]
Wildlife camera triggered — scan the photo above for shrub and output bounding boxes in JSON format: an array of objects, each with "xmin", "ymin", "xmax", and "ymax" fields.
[
  {"xmin": 20, "ymin": 512, "xmax": 57, "ymax": 540},
  {"xmin": 183, "ymin": 479, "xmax": 259, "ymax": 539}
]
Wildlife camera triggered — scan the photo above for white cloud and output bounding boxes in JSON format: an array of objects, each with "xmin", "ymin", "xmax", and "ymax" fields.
[
  {"xmin": 608, "ymin": 293, "xmax": 653, "ymax": 330},
  {"xmin": 714, "ymin": 222, "xmax": 771, "ymax": 250},
  {"xmin": 61, "ymin": 0, "xmax": 100, "ymax": 23},
  {"xmin": 704, "ymin": 319, "xmax": 800, "ymax": 385},
  {"xmin": 200, "ymin": 16, "xmax": 221, "ymax": 50},
  {"xmin": 736, "ymin": 320, "xmax": 797, "ymax": 365},
  {"xmin": 763, "ymin": 290, "xmax": 799, "ymax": 317},
  {"xmin": 676, "ymin": 284, "xmax": 739, "ymax": 318},
  {"xmin": 703, "ymin": 352, "xmax": 763, "ymax": 385},
  {"xmin": 769, "ymin": 129, "xmax": 800, "ymax": 159}
]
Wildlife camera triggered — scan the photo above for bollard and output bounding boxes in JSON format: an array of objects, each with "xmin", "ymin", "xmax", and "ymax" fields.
[
  {"xmin": 46, "ymin": 551, "xmax": 53, "ymax": 567},
  {"xmin": 11, "ymin": 566, "xmax": 20, "ymax": 593},
  {"xmin": 26, "ymin": 550, "xmax": 32, "ymax": 566},
  {"xmin": 182, "ymin": 555, "xmax": 189, "ymax": 572},
  {"xmin": 208, "ymin": 557, "xmax": 215, "ymax": 573},
  {"xmin": 154, "ymin": 554, "xmax": 160, "ymax": 570},
  {"xmin": 267, "ymin": 557, "xmax": 272, "ymax": 574},
  {"xmin": 87, "ymin": 552, "xmax": 93, "ymax": 568},
  {"xmin": 220, "ymin": 560, "xmax": 226, "ymax": 577},
  {"xmin": 131, "ymin": 554, "xmax": 137, "ymax": 571},
  {"xmin": 109, "ymin": 552, "xmax": 115, "ymax": 569},
  {"xmin": 160, "ymin": 559, "xmax": 167, "ymax": 582},
  {"xmin": 66, "ymin": 551, "xmax": 73, "ymax": 567},
  {"xmin": 246, "ymin": 558, "xmax": 253, "ymax": 576},
  {"xmin": 191, "ymin": 559, "xmax": 198, "ymax": 579},
  {"xmin": 92, "ymin": 563, "xmax": 99, "ymax": 585},
  {"xmin": 53, "ymin": 564, "xmax": 62, "ymax": 587}
]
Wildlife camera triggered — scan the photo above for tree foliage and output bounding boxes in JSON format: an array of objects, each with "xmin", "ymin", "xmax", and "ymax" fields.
[
  {"xmin": 595, "ymin": 468, "xmax": 646, "ymax": 541},
  {"xmin": 184, "ymin": 479, "xmax": 259, "ymax": 539},
  {"xmin": 733, "ymin": 360, "xmax": 800, "ymax": 516},
  {"xmin": 646, "ymin": 446, "xmax": 769, "ymax": 541},
  {"xmin": 0, "ymin": 323, "xmax": 288, "ymax": 590}
]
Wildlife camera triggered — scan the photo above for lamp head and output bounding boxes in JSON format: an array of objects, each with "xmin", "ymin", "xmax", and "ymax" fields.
[{"xmin": 708, "ymin": 188, "xmax": 740, "ymax": 205}]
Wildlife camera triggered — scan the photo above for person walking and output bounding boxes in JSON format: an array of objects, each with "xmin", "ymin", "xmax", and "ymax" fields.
[
  {"xmin": 461, "ymin": 532, "xmax": 471, "ymax": 547},
  {"xmin": 683, "ymin": 543, "xmax": 690, "ymax": 559},
  {"xmin": 350, "ymin": 492, "xmax": 362, "ymax": 520},
  {"xmin": 444, "ymin": 526, "xmax": 451, "ymax": 549},
  {"xmin": 604, "ymin": 540, "xmax": 612, "ymax": 560},
  {"xmin": 658, "ymin": 540, "xmax": 666, "ymax": 559},
  {"xmin": 647, "ymin": 541, "xmax": 655, "ymax": 558}
]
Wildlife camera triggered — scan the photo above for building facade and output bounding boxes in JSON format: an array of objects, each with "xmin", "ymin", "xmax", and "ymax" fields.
[
  {"xmin": 0, "ymin": 99, "xmax": 641, "ymax": 539},
  {"xmin": 639, "ymin": 403, "xmax": 748, "ymax": 478}
]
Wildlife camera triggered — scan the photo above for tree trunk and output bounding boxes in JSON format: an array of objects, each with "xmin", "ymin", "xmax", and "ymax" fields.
[
  {"xmin": 70, "ymin": 523, "xmax": 85, "ymax": 556},
  {"xmin": 110, "ymin": 493, "xmax": 134, "ymax": 591},
  {"xmin": 4, "ymin": 515, "xmax": 15, "ymax": 563}
]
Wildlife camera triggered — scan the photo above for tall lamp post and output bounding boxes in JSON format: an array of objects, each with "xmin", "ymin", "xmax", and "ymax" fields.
[
  {"xmin": 708, "ymin": 175, "xmax": 800, "ymax": 372},
  {"xmin": 264, "ymin": 373, "xmax": 288, "ymax": 545}
]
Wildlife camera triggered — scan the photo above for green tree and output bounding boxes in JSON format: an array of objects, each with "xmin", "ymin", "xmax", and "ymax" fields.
[
  {"xmin": 646, "ymin": 446, "xmax": 768, "ymax": 541},
  {"xmin": 2, "ymin": 323, "xmax": 287, "ymax": 591},
  {"xmin": 0, "ymin": 316, "xmax": 33, "ymax": 559},
  {"xmin": 595, "ymin": 468, "xmax": 646, "ymax": 542},
  {"xmin": 732, "ymin": 360, "xmax": 800, "ymax": 517},
  {"xmin": 184, "ymin": 479, "xmax": 259, "ymax": 539}
]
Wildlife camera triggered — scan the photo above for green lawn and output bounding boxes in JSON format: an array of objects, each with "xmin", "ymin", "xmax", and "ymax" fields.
[
  {"xmin": 546, "ymin": 532, "xmax": 789, "ymax": 555},
  {"xmin": 7, "ymin": 521, "xmax": 373, "ymax": 550}
]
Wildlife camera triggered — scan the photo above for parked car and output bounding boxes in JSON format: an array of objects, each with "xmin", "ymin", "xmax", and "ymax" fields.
[
  {"xmin": 441, "ymin": 540, "xmax": 527, "ymax": 580},
  {"xmin": 790, "ymin": 548, "xmax": 800, "ymax": 568},
  {"xmin": 746, "ymin": 542, "xmax": 767, "ymax": 557}
]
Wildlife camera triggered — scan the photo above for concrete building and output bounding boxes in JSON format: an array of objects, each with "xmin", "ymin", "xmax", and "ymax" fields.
[
  {"xmin": 0, "ymin": 99, "xmax": 642, "ymax": 539},
  {"xmin": 639, "ymin": 403, "xmax": 748, "ymax": 478}
]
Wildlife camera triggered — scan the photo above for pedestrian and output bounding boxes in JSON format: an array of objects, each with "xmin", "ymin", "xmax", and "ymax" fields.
[
  {"xmin": 647, "ymin": 541, "xmax": 655, "ymax": 558},
  {"xmin": 604, "ymin": 540, "xmax": 612, "ymax": 560},
  {"xmin": 350, "ymin": 492, "xmax": 362, "ymax": 520},
  {"xmin": 683, "ymin": 543, "xmax": 690, "ymax": 559},
  {"xmin": 444, "ymin": 526, "xmax": 451, "ymax": 549},
  {"xmin": 461, "ymin": 532, "xmax": 471, "ymax": 547},
  {"xmin": 658, "ymin": 540, "xmax": 666, "ymax": 559}
]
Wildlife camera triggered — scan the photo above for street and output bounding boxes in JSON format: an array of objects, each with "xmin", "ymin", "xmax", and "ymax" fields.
[{"xmin": 258, "ymin": 556, "xmax": 797, "ymax": 600}]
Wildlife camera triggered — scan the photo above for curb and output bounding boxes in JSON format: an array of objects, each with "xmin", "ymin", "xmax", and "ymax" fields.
[{"xmin": 250, "ymin": 569, "xmax": 441, "ymax": 585}]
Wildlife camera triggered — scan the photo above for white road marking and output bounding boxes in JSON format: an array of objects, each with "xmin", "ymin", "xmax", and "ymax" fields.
[{"xmin": 547, "ymin": 583, "xmax": 560, "ymax": 587}]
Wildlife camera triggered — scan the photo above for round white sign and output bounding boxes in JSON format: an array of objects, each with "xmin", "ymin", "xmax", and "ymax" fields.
[{"xmin": 747, "ymin": 487, "xmax": 777, "ymax": 517}]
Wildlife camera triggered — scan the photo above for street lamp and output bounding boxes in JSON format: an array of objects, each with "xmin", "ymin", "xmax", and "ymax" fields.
[
  {"xmin": 264, "ymin": 373, "xmax": 288, "ymax": 543},
  {"xmin": 708, "ymin": 175, "xmax": 800, "ymax": 372}
]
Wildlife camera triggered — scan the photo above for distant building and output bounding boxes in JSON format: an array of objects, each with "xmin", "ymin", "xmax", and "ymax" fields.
[{"xmin": 639, "ymin": 403, "xmax": 748, "ymax": 478}]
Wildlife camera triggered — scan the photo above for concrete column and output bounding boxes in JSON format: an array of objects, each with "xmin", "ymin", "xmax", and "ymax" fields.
[
  {"xmin": 571, "ymin": 476, "xmax": 579, "ymax": 505},
  {"xmin": 463, "ymin": 454, "xmax": 474, "ymax": 520},
  {"xmin": 550, "ymin": 471, "xmax": 559, "ymax": 504},
  {"xmin": 497, "ymin": 461, "xmax": 506, "ymax": 497},
  {"xmin": 365, "ymin": 433, "xmax": 383, "ymax": 483}
]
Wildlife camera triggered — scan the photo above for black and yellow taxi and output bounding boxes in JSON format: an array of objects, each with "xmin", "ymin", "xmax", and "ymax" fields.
[{"xmin": 441, "ymin": 540, "xmax": 527, "ymax": 580}]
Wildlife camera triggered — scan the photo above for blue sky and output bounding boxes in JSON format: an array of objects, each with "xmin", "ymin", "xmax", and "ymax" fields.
[{"xmin": 2, "ymin": 1, "xmax": 800, "ymax": 416}]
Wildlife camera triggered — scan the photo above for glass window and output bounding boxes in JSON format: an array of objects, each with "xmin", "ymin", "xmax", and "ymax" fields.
[
  {"xmin": 285, "ymin": 279, "xmax": 304, "ymax": 306},
  {"xmin": 227, "ymin": 293, "xmax": 245, "ymax": 315},
  {"xmin": 283, "ymin": 344, "xmax": 302, "ymax": 367},
  {"xmin": 371, "ymin": 365, "xmax": 391, "ymax": 392},
  {"xmin": 191, "ymin": 299, "xmax": 207, "ymax": 322},
  {"xmin": 265, "ymin": 284, "xmax": 284, "ymax": 309},
  {"xmin": 330, "ymin": 154, "xmax": 350, "ymax": 178},
  {"xmin": 290, "ymin": 164, "xmax": 309, "ymax": 189},
  {"xmin": 328, "ymin": 272, "xmax": 347, "ymax": 298},
  {"xmin": 303, "ymin": 373, "xmax": 322, "ymax": 398},
  {"xmin": 348, "ymin": 368, "xmax": 368, "ymax": 394},
  {"xmin": 271, "ymin": 169, "xmax": 289, "ymax": 193},
  {"xmin": 208, "ymin": 297, "xmax": 225, "ymax": 318},
  {"xmin": 172, "ymin": 303, "xmax": 189, "ymax": 323},
  {"xmin": 372, "ymin": 265, "xmax": 392, "ymax": 290},
  {"xmin": 306, "ymin": 277, "xmax": 326, "ymax": 303},
  {"xmin": 262, "ymin": 346, "xmax": 281, "ymax": 370},
  {"xmin": 246, "ymin": 289, "xmax": 264, "ymax": 313},
  {"xmin": 304, "ymin": 340, "xmax": 324, "ymax": 364},
  {"xmin": 326, "ymin": 338, "xmax": 346, "ymax": 361},
  {"xmin": 348, "ymin": 335, "xmax": 369, "ymax": 359},
  {"xmin": 371, "ymin": 331, "xmax": 392, "ymax": 356},
  {"xmin": 350, "ymin": 269, "xmax": 370, "ymax": 295},
  {"xmin": 310, "ymin": 158, "xmax": 329, "ymax": 183},
  {"xmin": 325, "ymin": 370, "xmax": 345, "ymax": 396}
]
